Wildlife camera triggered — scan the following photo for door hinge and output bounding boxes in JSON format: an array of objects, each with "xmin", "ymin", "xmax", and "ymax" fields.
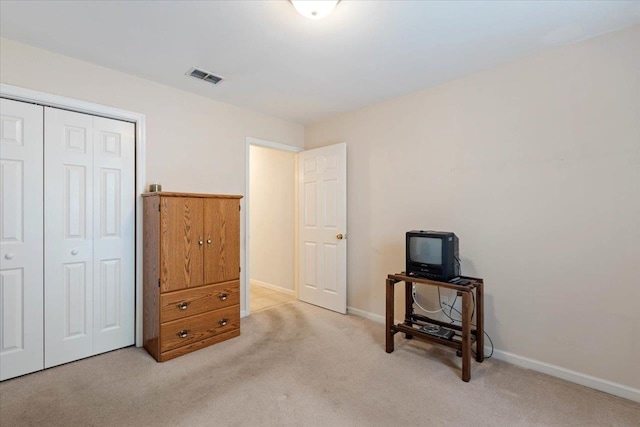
[
  {"xmin": 239, "ymin": 205, "xmax": 241, "ymax": 211},
  {"xmin": 158, "ymin": 278, "xmax": 161, "ymax": 287},
  {"xmin": 239, "ymin": 266, "xmax": 241, "ymax": 272}
]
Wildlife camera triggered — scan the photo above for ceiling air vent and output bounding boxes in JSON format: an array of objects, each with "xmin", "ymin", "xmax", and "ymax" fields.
[{"xmin": 186, "ymin": 67, "xmax": 224, "ymax": 85}]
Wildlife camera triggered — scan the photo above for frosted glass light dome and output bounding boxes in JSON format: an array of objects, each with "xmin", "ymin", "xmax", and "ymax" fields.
[{"xmin": 291, "ymin": 1, "xmax": 339, "ymax": 20}]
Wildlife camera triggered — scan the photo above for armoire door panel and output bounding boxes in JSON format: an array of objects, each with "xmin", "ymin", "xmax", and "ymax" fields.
[
  {"xmin": 92, "ymin": 116, "xmax": 135, "ymax": 354},
  {"xmin": 45, "ymin": 107, "xmax": 95, "ymax": 368},
  {"xmin": 204, "ymin": 198, "xmax": 240, "ymax": 284},
  {"xmin": 161, "ymin": 197, "xmax": 204, "ymax": 292},
  {"xmin": 0, "ymin": 99, "xmax": 44, "ymax": 381}
]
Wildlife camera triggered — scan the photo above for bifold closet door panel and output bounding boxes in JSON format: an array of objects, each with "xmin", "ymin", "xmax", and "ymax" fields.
[
  {"xmin": 0, "ymin": 99, "xmax": 44, "ymax": 381},
  {"xmin": 44, "ymin": 107, "xmax": 95, "ymax": 368},
  {"xmin": 92, "ymin": 116, "xmax": 135, "ymax": 354}
]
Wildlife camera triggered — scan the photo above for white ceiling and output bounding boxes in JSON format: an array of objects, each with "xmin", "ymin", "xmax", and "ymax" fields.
[{"xmin": 1, "ymin": 1, "xmax": 639, "ymax": 125}]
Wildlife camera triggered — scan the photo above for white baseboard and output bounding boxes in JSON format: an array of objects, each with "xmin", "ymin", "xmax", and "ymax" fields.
[
  {"xmin": 487, "ymin": 348, "xmax": 639, "ymax": 402},
  {"xmin": 347, "ymin": 306, "xmax": 404, "ymax": 327},
  {"xmin": 250, "ymin": 279, "xmax": 296, "ymax": 296},
  {"xmin": 241, "ymin": 310, "xmax": 247, "ymax": 318},
  {"xmin": 347, "ymin": 306, "xmax": 385, "ymax": 323},
  {"xmin": 347, "ymin": 306, "xmax": 640, "ymax": 403}
]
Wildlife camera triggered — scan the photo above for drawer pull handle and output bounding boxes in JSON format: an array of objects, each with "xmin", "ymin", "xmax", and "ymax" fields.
[
  {"xmin": 218, "ymin": 319, "xmax": 228, "ymax": 327},
  {"xmin": 177, "ymin": 301, "xmax": 190, "ymax": 310},
  {"xmin": 177, "ymin": 330, "xmax": 189, "ymax": 338},
  {"xmin": 218, "ymin": 293, "xmax": 228, "ymax": 301}
]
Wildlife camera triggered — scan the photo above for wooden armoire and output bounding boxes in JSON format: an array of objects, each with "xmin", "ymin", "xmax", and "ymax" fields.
[{"xmin": 142, "ymin": 192, "xmax": 242, "ymax": 361}]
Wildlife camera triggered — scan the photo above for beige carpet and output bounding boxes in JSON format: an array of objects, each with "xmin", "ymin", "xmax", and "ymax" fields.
[{"xmin": 1, "ymin": 301, "xmax": 638, "ymax": 426}]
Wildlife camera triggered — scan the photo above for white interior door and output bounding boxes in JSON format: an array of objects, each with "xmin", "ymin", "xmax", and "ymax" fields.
[
  {"xmin": 45, "ymin": 107, "xmax": 95, "ymax": 367},
  {"xmin": 44, "ymin": 107, "xmax": 135, "ymax": 368},
  {"xmin": 92, "ymin": 116, "xmax": 135, "ymax": 354},
  {"xmin": 0, "ymin": 99, "xmax": 44, "ymax": 380},
  {"xmin": 298, "ymin": 142, "xmax": 347, "ymax": 314}
]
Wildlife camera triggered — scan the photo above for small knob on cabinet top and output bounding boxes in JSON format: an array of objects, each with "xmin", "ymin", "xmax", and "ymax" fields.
[
  {"xmin": 4, "ymin": 253, "xmax": 14, "ymax": 260},
  {"xmin": 71, "ymin": 249, "xmax": 79, "ymax": 255},
  {"xmin": 207, "ymin": 238, "xmax": 212, "ymax": 245},
  {"xmin": 218, "ymin": 319, "xmax": 228, "ymax": 327}
]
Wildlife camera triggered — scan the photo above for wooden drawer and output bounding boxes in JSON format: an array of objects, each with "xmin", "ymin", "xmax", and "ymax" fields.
[
  {"xmin": 160, "ymin": 280, "xmax": 240, "ymax": 323},
  {"xmin": 160, "ymin": 305, "xmax": 240, "ymax": 353}
]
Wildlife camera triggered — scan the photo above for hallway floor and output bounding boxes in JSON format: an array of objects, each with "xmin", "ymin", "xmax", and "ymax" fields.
[{"xmin": 250, "ymin": 282, "xmax": 296, "ymax": 312}]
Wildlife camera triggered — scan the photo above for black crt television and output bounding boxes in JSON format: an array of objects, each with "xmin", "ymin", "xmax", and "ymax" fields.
[{"xmin": 406, "ymin": 230, "xmax": 460, "ymax": 281}]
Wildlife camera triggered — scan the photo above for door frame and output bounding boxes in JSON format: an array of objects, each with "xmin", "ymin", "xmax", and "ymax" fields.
[
  {"xmin": 244, "ymin": 136, "xmax": 302, "ymax": 317},
  {"xmin": 0, "ymin": 83, "xmax": 147, "ymax": 347}
]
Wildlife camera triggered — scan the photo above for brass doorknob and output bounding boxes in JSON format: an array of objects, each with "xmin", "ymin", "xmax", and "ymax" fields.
[{"xmin": 336, "ymin": 234, "xmax": 344, "ymax": 240}]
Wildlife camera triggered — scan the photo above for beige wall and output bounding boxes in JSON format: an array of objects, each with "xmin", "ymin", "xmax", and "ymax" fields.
[
  {"xmin": 249, "ymin": 145, "xmax": 296, "ymax": 291},
  {"xmin": 0, "ymin": 38, "xmax": 305, "ymax": 315},
  {"xmin": 306, "ymin": 26, "xmax": 640, "ymax": 390}
]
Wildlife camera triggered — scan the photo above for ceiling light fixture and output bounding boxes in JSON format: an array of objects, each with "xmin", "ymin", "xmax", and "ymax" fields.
[{"xmin": 291, "ymin": 0, "xmax": 339, "ymax": 20}]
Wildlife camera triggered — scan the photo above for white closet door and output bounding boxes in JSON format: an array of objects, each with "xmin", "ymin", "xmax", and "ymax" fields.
[
  {"xmin": 44, "ymin": 108, "xmax": 135, "ymax": 368},
  {"xmin": 0, "ymin": 99, "xmax": 44, "ymax": 380},
  {"xmin": 92, "ymin": 117, "xmax": 135, "ymax": 354},
  {"xmin": 44, "ymin": 107, "xmax": 95, "ymax": 368}
]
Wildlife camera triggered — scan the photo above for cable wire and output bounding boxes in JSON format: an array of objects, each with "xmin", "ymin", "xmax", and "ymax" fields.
[
  {"xmin": 412, "ymin": 284, "xmax": 442, "ymax": 314},
  {"xmin": 437, "ymin": 286, "xmax": 494, "ymax": 359},
  {"xmin": 419, "ymin": 279, "xmax": 494, "ymax": 359}
]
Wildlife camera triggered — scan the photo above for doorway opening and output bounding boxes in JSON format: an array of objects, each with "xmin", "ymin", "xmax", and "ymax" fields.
[{"xmin": 245, "ymin": 138, "xmax": 302, "ymax": 315}]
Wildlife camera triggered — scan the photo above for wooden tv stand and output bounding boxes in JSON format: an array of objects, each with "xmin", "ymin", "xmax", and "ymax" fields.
[{"xmin": 385, "ymin": 273, "xmax": 484, "ymax": 382}]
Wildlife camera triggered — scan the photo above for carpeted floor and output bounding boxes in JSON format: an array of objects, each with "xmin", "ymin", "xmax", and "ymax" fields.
[{"xmin": 1, "ymin": 301, "xmax": 638, "ymax": 426}]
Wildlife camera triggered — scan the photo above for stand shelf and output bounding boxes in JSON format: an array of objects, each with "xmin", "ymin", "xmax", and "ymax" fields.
[{"xmin": 385, "ymin": 273, "xmax": 484, "ymax": 382}]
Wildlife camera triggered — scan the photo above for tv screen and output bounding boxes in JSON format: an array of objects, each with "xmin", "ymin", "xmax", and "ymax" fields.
[{"xmin": 409, "ymin": 237, "xmax": 442, "ymax": 265}]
